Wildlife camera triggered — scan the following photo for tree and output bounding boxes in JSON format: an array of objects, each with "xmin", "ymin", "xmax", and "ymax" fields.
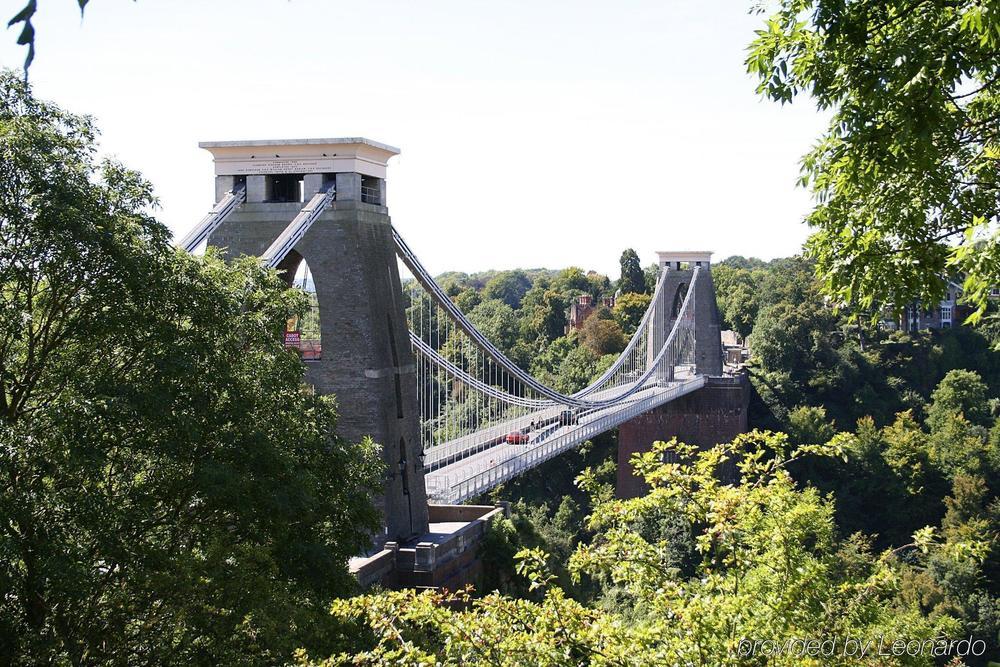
[
  {"xmin": 900, "ymin": 474, "xmax": 1000, "ymax": 659},
  {"xmin": 555, "ymin": 345, "xmax": 600, "ymax": 394},
  {"xmin": 468, "ymin": 299, "xmax": 519, "ymax": 354},
  {"xmin": 711, "ymin": 263, "xmax": 760, "ymax": 339},
  {"xmin": 786, "ymin": 405, "xmax": 836, "ymax": 445},
  {"xmin": 749, "ymin": 300, "xmax": 840, "ymax": 389},
  {"xmin": 453, "ymin": 287, "xmax": 482, "ymax": 314},
  {"xmin": 926, "ymin": 369, "xmax": 992, "ymax": 432},
  {"xmin": 717, "ymin": 255, "xmax": 766, "ymax": 271},
  {"xmin": 586, "ymin": 272, "xmax": 611, "ymax": 301},
  {"xmin": 927, "ymin": 412, "xmax": 999, "ymax": 480},
  {"xmin": 810, "ymin": 413, "xmax": 945, "ymax": 546},
  {"xmin": 528, "ymin": 335, "xmax": 576, "ymax": 386},
  {"xmin": 519, "ymin": 283, "xmax": 567, "ymax": 344},
  {"xmin": 303, "ymin": 433, "xmax": 961, "ymax": 665},
  {"xmin": 612, "ymin": 292, "xmax": 651, "ymax": 335},
  {"xmin": 482, "ymin": 270, "xmax": 531, "ymax": 309},
  {"xmin": 642, "ymin": 262, "xmax": 660, "ymax": 293},
  {"xmin": 551, "ymin": 267, "xmax": 591, "ymax": 298},
  {"xmin": 748, "ymin": 1, "xmax": 1000, "ymax": 321},
  {"xmin": 617, "ymin": 248, "xmax": 645, "ymax": 295},
  {"xmin": 0, "ymin": 71, "xmax": 382, "ymax": 665},
  {"xmin": 577, "ymin": 315, "xmax": 626, "ymax": 357}
]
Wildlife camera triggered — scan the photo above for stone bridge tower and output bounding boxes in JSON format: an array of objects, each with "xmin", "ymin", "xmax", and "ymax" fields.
[
  {"xmin": 618, "ymin": 251, "xmax": 748, "ymax": 497},
  {"xmin": 656, "ymin": 251, "xmax": 723, "ymax": 376},
  {"xmin": 199, "ymin": 138, "xmax": 429, "ymax": 544}
]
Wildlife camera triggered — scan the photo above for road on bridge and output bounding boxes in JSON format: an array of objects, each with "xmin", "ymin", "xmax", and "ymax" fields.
[{"xmin": 424, "ymin": 369, "xmax": 704, "ymax": 503}]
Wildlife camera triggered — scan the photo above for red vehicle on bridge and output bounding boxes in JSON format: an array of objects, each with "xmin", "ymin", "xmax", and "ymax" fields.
[{"xmin": 505, "ymin": 431, "xmax": 530, "ymax": 445}]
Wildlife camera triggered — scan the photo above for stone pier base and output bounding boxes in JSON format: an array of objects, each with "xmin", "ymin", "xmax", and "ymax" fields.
[
  {"xmin": 350, "ymin": 503, "xmax": 507, "ymax": 591},
  {"xmin": 617, "ymin": 373, "xmax": 750, "ymax": 498}
]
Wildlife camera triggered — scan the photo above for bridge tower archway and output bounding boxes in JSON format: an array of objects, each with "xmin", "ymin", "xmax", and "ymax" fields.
[
  {"xmin": 670, "ymin": 282, "xmax": 688, "ymax": 318},
  {"xmin": 275, "ymin": 254, "xmax": 323, "ymax": 362}
]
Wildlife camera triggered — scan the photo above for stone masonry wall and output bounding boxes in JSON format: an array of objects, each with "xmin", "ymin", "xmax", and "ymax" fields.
[{"xmin": 617, "ymin": 374, "xmax": 750, "ymax": 498}]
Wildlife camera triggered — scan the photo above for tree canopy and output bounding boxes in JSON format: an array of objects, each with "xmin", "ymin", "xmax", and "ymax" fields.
[
  {"xmin": 578, "ymin": 313, "xmax": 627, "ymax": 356},
  {"xmin": 748, "ymin": 0, "xmax": 1000, "ymax": 322},
  {"xmin": 617, "ymin": 248, "xmax": 646, "ymax": 295},
  {"xmin": 482, "ymin": 270, "xmax": 532, "ymax": 309},
  {"xmin": 612, "ymin": 291, "xmax": 651, "ymax": 335},
  {"xmin": 302, "ymin": 433, "xmax": 985, "ymax": 665},
  {"xmin": 926, "ymin": 368, "xmax": 993, "ymax": 431},
  {"xmin": 0, "ymin": 70, "xmax": 382, "ymax": 665}
]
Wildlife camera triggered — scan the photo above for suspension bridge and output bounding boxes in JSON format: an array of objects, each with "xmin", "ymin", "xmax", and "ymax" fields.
[
  {"xmin": 185, "ymin": 137, "xmax": 732, "ymax": 548},
  {"xmin": 397, "ymin": 230, "xmax": 707, "ymax": 503}
]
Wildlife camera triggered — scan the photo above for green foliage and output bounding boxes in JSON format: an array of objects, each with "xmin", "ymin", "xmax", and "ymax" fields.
[
  {"xmin": 551, "ymin": 266, "xmax": 592, "ymax": 298},
  {"xmin": 927, "ymin": 368, "xmax": 993, "ymax": 431},
  {"xmin": 587, "ymin": 272, "xmax": 612, "ymax": 302},
  {"xmin": 786, "ymin": 405, "xmax": 836, "ymax": 445},
  {"xmin": 479, "ymin": 433, "xmax": 621, "ymax": 601},
  {"xmin": 717, "ymin": 255, "xmax": 767, "ymax": 271},
  {"xmin": 518, "ymin": 283, "xmax": 567, "ymax": 344},
  {"xmin": 554, "ymin": 345, "xmax": 601, "ymax": 394},
  {"xmin": 453, "ymin": 286, "xmax": 482, "ymax": 313},
  {"xmin": 642, "ymin": 263, "xmax": 659, "ymax": 294},
  {"xmin": 792, "ymin": 365, "xmax": 1000, "ymax": 552},
  {"xmin": 477, "ymin": 514, "xmax": 521, "ymax": 593},
  {"xmin": 900, "ymin": 473, "xmax": 1000, "ymax": 658},
  {"xmin": 467, "ymin": 299, "xmax": 519, "ymax": 354},
  {"xmin": 577, "ymin": 314, "xmax": 627, "ymax": 357},
  {"xmin": 617, "ymin": 248, "xmax": 646, "ymax": 295},
  {"xmin": 0, "ymin": 71, "xmax": 382, "ymax": 665},
  {"xmin": 482, "ymin": 270, "xmax": 532, "ymax": 309},
  {"xmin": 748, "ymin": 0, "xmax": 1000, "ymax": 323},
  {"xmin": 927, "ymin": 412, "xmax": 1000, "ymax": 481},
  {"xmin": 479, "ymin": 498, "xmax": 588, "ymax": 598},
  {"xmin": 750, "ymin": 299, "xmax": 841, "ymax": 392},
  {"xmin": 735, "ymin": 252, "xmax": 1000, "ymax": 433},
  {"xmin": 796, "ymin": 412, "xmax": 946, "ymax": 547},
  {"xmin": 612, "ymin": 291, "xmax": 651, "ymax": 335},
  {"xmin": 880, "ymin": 412, "xmax": 937, "ymax": 497},
  {"xmin": 308, "ymin": 432, "xmax": 961, "ymax": 665},
  {"xmin": 529, "ymin": 335, "xmax": 576, "ymax": 384},
  {"xmin": 714, "ymin": 255, "xmax": 819, "ymax": 351},
  {"xmin": 711, "ymin": 259, "xmax": 764, "ymax": 339}
]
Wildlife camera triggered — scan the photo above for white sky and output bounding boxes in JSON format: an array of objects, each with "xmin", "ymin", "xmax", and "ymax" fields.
[{"xmin": 1, "ymin": 0, "xmax": 827, "ymax": 276}]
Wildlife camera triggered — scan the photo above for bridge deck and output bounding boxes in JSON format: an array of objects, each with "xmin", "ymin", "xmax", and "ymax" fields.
[
  {"xmin": 423, "ymin": 371, "xmax": 706, "ymax": 503},
  {"xmin": 422, "ymin": 376, "xmax": 665, "ymax": 471}
]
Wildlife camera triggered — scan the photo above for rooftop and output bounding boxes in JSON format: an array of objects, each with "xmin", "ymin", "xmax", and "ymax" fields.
[
  {"xmin": 656, "ymin": 251, "xmax": 714, "ymax": 260},
  {"xmin": 198, "ymin": 137, "xmax": 400, "ymax": 154},
  {"xmin": 199, "ymin": 137, "xmax": 399, "ymax": 177}
]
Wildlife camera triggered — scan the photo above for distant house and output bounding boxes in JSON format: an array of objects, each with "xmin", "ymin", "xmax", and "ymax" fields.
[
  {"xmin": 566, "ymin": 294, "xmax": 616, "ymax": 333},
  {"xmin": 720, "ymin": 330, "xmax": 742, "ymax": 347},
  {"xmin": 721, "ymin": 329, "xmax": 749, "ymax": 367},
  {"xmin": 885, "ymin": 280, "xmax": 973, "ymax": 332}
]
